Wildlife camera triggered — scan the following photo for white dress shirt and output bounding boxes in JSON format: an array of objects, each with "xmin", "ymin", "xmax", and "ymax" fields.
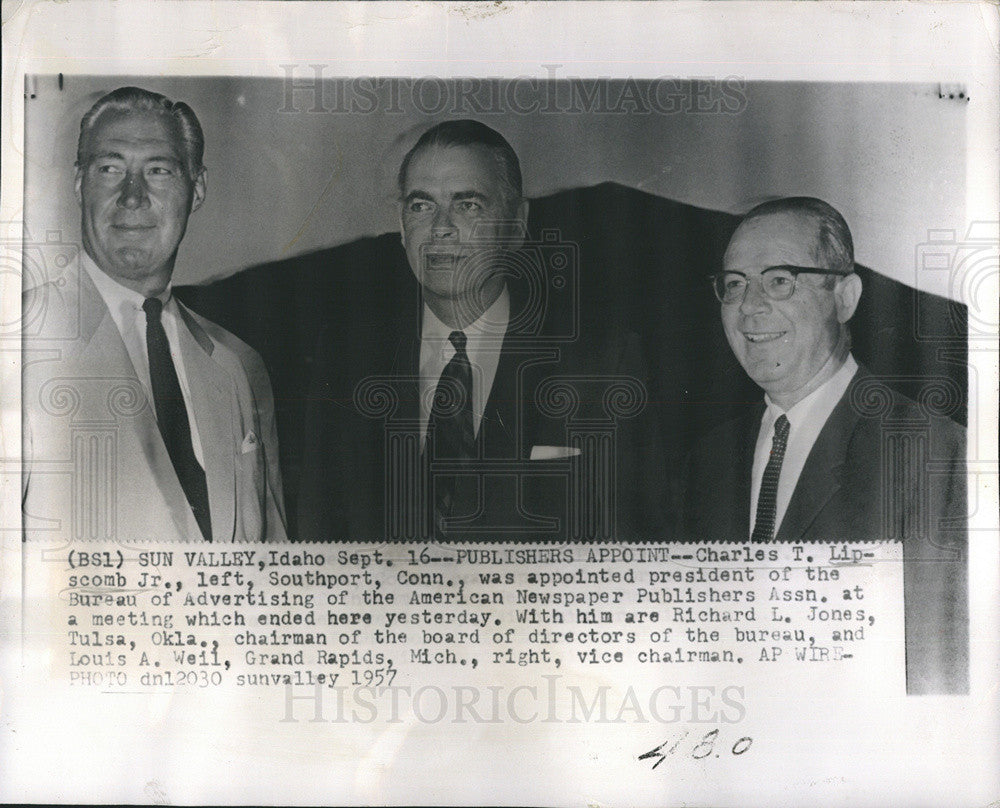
[
  {"xmin": 82, "ymin": 255, "xmax": 206, "ymax": 467},
  {"xmin": 749, "ymin": 354, "xmax": 858, "ymax": 539},
  {"xmin": 419, "ymin": 287, "xmax": 509, "ymax": 448}
]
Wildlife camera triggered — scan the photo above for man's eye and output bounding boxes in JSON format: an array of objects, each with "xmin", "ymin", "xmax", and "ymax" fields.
[
  {"xmin": 768, "ymin": 274, "xmax": 793, "ymax": 287},
  {"xmin": 407, "ymin": 201, "xmax": 432, "ymax": 213},
  {"xmin": 96, "ymin": 164, "xmax": 124, "ymax": 174},
  {"xmin": 456, "ymin": 200, "xmax": 483, "ymax": 214},
  {"xmin": 723, "ymin": 276, "xmax": 745, "ymax": 291},
  {"xmin": 147, "ymin": 166, "xmax": 173, "ymax": 176}
]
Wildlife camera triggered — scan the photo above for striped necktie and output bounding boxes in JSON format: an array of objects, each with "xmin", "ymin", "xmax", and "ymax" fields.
[
  {"xmin": 751, "ymin": 414, "xmax": 790, "ymax": 542},
  {"xmin": 428, "ymin": 331, "xmax": 475, "ymax": 460}
]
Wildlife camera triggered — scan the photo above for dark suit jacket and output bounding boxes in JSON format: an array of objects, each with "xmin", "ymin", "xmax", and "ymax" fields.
[
  {"xmin": 683, "ymin": 366, "xmax": 968, "ymax": 693},
  {"xmin": 297, "ymin": 271, "xmax": 668, "ymax": 542}
]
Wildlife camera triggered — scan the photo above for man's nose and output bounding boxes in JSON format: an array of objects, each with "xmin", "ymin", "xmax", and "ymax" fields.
[
  {"xmin": 738, "ymin": 276, "xmax": 771, "ymax": 315},
  {"xmin": 431, "ymin": 206, "xmax": 457, "ymax": 239},
  {"xmin": 116, "ymin": 171, "xmax": 150, "ymax": 210}
]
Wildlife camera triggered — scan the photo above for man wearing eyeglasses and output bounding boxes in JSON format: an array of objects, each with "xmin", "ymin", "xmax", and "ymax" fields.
[
  {"xmin": 686, "ymin": 195, "xmax": 965, "ymax": 544},
  {"xmin": 683, "ymin": 197, "xmax": 967, "ymax": 692}
]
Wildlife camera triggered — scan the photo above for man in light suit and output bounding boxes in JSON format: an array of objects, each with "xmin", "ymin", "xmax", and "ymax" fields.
[
  {"xmin": 23, "ymin": 86, "xmax": 286, "ymax": 542},
  {"xmin": 683, "ymin": 197, "xmax": 967, "ymax": 693},
  {"xmin": 298, "ymin": 120, "xmax": 666, "ymax": 541}
]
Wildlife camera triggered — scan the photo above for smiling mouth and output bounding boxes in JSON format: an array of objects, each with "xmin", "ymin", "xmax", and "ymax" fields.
[
  {"xmin": 743, "ymin": 331, "xmax": 787, "ymax": 343},
  {"xmin": 423, "ymin": 252, "xmax": 460, "ymax": 268}
]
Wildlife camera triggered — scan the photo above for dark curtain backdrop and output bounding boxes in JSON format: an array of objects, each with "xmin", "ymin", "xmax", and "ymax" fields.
[{"xmin": 177, "ymin": 184, "xmax": 968, "ymax": 534}]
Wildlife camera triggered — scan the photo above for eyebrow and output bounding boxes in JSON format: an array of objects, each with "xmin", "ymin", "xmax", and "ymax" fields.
[
  {"xmin": 403, "ymin": 191, "xmax": 433, "ymax": 204},
  {"xmin": 452, "ymin": 191, "xmax": 489, "ymax": 203},
  {"xmin": 402, "ymin": 190, "xmax": 491, "ymax": 205},
  {"xmin": 89, "ymin": 151, "xmax": 183, "ymax": 165}
]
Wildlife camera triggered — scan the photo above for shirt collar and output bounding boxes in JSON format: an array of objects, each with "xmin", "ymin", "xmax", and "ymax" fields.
[
  {"xmin": 81, "ymin": 252, "xmax": 172, "ymax": 332},
  {"xmin": 764, "ymin": 353, "xmax": 859, "ymax": 426}
]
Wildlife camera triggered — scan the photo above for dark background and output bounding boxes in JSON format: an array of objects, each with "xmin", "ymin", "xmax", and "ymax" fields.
[{"xmin": 178, "ymin": 183, "xmax": 968, "ymax": 537}]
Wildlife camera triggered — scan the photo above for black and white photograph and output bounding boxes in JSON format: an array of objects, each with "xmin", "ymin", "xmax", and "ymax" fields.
[{"xmin": 1, "ymin": 2, "xmax": 997, "ymax": 805}]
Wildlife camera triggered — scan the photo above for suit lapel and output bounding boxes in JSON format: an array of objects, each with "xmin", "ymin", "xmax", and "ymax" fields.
[
  {"xmin": 389, "ymin": 293, "xmax": 421, "ymax": 425},
  {"xmin": 776, "ymin": 371, "xmax": 861, "ymax": 541},
  {"xmin": 481, "ymin": 338, "xmax": 519, "ymax": 458},
  {"xmin": 76, "ymin": 272, "xmax": 203, "ymax": 538},
  {"xmin": 175, "ymin": 303, "xmax": 238, "ymax": 541},
  {"xmin": 484, "ymin": 279, "xmax": 550, "ymax": 458}
]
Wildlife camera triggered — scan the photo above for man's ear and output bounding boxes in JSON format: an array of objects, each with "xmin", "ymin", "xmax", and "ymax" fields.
[
  {"xmin": 834, "ymin": 272, "xmax": 863, "ymax": 323},
  {"xmin": 74, "ymin": 165, "xmax": 84, "ymax": 207},
  {"xmin": 507, "ymin": 198, "xmax": 529, "ymax": 249},
  {"xmin": 190, "ymin": 168, "xmax": 207, "ymax": 213}
]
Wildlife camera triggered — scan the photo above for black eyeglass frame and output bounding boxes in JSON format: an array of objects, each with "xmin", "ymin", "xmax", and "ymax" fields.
[{"xmin": 709, "ymin": 264, "xmax": 853, "ymax": 304}]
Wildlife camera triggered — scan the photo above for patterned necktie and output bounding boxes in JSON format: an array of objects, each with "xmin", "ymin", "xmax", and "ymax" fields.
[
  {"xmin": 428, "ymin": 331, "xmax": 475, "ymax": 459},
  {"xmin": 751, "ymin": 413, "xmax": 790, "ymax": 542},
  {"xmin": 426, "ymin": 331, "xmax": 475, "ymax": 531},
  {"xmin": 143, "ymin": 298, "xmax": 213, "ymax": 541}
]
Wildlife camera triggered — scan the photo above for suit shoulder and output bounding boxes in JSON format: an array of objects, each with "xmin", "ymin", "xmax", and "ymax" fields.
[
  {"xmin": 184, "ymin": 306, "xmax": 265, "ymax": 370},
  {"xmin": 843, "ymin": 375, "xmax": 966, "ymax": 464},
  {"xmin": 23, "ymin": 275, "xmax": 81, "ymax": 337},
  {"xmin": 23, "ymin": 282, "xmax": 52, "ymax": 309}
]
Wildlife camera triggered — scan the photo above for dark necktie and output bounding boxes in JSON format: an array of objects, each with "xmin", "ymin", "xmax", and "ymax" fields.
[
  {"xmin": 426, "ymin": 331, "xmax": 475, "ymax": 531},
  {"xmin": 143, "ymin": 298, "xmax": 212, "ymax": 540},
  {"xmin": 751, "ymin": 413, "xmax": 790, "ymax": 542}
]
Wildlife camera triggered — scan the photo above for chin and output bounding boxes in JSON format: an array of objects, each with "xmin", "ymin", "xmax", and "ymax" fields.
[
  {"xmin": 744, "ymin": 361, "xmax": 792, "ymax": 388},
  {"xmin": 112, "ymin": 251, "xmax": 155, "ymax": 270}
]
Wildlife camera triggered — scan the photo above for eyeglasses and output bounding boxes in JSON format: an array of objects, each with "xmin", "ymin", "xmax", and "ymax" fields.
[{"xmin": 710, "ymin": 265, "xmax": 850, "ymax": 304}]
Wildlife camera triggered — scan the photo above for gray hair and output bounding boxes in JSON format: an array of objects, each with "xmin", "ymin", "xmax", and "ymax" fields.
[
  {"xmin": 76, "ymin": 86, "xmax": 205, "ymax": 180},
  {"xmin": 740, "ymin": 196, "xmax": 854, "ymax": 284}
]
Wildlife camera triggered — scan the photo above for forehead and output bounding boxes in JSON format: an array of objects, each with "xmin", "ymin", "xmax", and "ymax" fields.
[
  {"xmin": 403, "ymin": 143, "xmax": 501, "ymax": 194},
  {"xmin": 724, "ymin": 211, "xmax": 821, "ymax": 273},
  {"xmin": 82, "ymin": 108, "xmax": 185, "ymax": 160}
]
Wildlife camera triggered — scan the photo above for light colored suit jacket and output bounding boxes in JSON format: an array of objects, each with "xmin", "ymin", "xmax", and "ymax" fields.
[{"xmin": 22, "ymin": 263, "xmax": 286, "ymax": 542}]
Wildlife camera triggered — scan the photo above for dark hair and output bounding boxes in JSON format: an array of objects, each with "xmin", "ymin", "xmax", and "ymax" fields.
[
  {"xmin": 76, "ymin": 86, "xmax": 205, "ymax": 180},
  {"xmin": 397, "ymin": 120, "xmax": 522, "ymax": 213},
  {"xmin": 741, "ymin": 196, "xmax": 855, "ymax": 284}
]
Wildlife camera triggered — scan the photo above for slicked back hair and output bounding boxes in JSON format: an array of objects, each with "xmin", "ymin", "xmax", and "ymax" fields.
[
  {"xmin": 740, "ymin": 196, "xmax": 855, "ymax": 287},
  {"xmin": 76, "ymin": 86, "xmax": 205, "ymax": 181},
  {"xmin": 398, "ymin": 120, "xmax": 523, "ymax": 215}
]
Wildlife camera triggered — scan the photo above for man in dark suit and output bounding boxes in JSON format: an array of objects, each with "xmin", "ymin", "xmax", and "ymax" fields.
[
  {"xmin": 298, "ymin": 120, "xmax": 666, "ymax": 541},
  {"xmin": 23, "ymin": 86, "xmax": 286, "ymax": 542},
  {"xmin": 684, "ymin": 197, "xmax": 967, "ymax": 693}
]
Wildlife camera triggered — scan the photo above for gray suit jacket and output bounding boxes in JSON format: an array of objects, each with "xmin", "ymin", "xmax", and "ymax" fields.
[{"xmin": 22, "ymin": 263, "xmax": 286, "ymax": 542}]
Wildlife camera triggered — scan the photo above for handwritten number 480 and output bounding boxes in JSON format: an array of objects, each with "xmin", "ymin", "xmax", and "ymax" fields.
[{"xmin": 639, "ymin": 730, "xmax": 753, "ymax": 768}]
